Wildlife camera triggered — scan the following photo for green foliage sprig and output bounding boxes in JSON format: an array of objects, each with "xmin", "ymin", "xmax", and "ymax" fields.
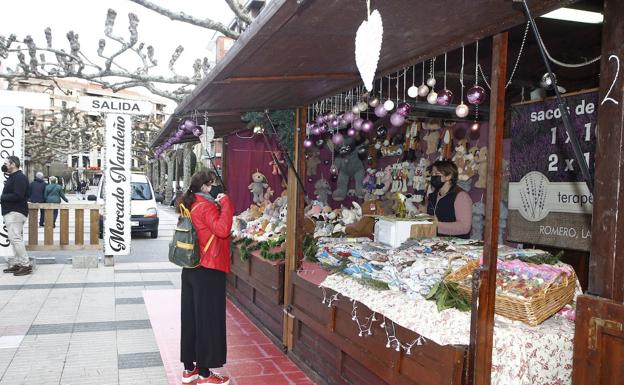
[{"xmin": 425, "ymin": 280, "xmax": 471, "ymax": 312}]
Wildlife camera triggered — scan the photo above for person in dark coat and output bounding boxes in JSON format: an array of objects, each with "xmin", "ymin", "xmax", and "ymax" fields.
[
  {"xmin": 1, "ymin": 156, "xmax": 32, "ymax": 276},
  {"xmin": 43, "ymin": 176, "xmax": 68, "ymax": 227},
  {"xmin": 29, "ymin": 172, "xmax": 47, "ymax": 227}
]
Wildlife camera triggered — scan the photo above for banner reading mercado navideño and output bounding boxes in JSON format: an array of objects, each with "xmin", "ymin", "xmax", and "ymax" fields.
[{"xmin": 507, "ymin": 89, "xmax": 597, "ymax": 251}]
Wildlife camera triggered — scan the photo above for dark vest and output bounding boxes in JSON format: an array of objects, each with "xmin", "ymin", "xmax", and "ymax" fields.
[{"xmin": 427, "ymin": 186, "xmax": 470, "ymax": 239}]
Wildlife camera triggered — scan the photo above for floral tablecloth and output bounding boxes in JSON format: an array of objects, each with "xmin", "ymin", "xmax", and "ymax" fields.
[{"xmin": 321, "ymin": 274, "xmax": 575, "ymax": 385}]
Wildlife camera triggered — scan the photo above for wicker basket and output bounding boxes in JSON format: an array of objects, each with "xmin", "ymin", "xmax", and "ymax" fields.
[{"xmin": 444, "ymin": 260, "xmax": 576, "ymax": 326}]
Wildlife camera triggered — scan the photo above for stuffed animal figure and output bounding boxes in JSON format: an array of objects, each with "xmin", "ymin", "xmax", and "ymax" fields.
[
  {"xmin": 425, "ymin": 130, "xmax": 440, "ymax": 155},
  {"xmin": 332, "ymin": 137, "xmax": 366, "ymax": 201},
  {"xmin": 405, "ymin": 194, "xmax": 420, "ymax": 217},
  {"xmin": 269, "ymin": 151, "xmax": 285, "ymax": 176},
  {"xmin": 341, "ymin": 202, "xmax": 362, "ymax": 225},
  {"xmin": 249, "ymin": 171, "xmax": 269, "ymax": 204},
  {"xmin": 390, "ymin": 163, "xmax": 402, "ymax": 193},
  {"xmin": 453, "ymin": 139, "xmax": 471, "ymax": 181},
  {"xmin": 471, "ymin": 200, "xmax": 485, "ymax": 240},
  {"xmin": 393, "ymin": 193, "xmax": 407, "ymax": 218},
  {"xmin": 362, "ymin": 168, "xmax": 377, "ymax": 200},
  {"xmin": 306, "ymin": 147, "xmax": 321, "ymax": 177},
  {"xmin": 475, "ymin": 146, "xmax": 488, "ymax": 189},
  {"xmin": 314, "ymin": 178, "xmax": 332, "ymax": 205},
  {"xmin": 264, "ymin": 186, "xmax": 275, "ymax": 202},
  {"xmin": 412, "ymin": 158, "xmax": 429, "ymax": 202}
]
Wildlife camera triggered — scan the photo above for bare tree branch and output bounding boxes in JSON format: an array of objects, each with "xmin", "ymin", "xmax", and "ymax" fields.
[
  {"xmin": 224, "ymin": 0, "xmax": 253, "ymax": 25},
  {"xmin": 128, "ymin": 0, "xmax": 240, "ymax": 39}
]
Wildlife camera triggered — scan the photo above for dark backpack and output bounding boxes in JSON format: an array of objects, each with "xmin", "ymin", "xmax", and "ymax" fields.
[{"xmin": 168, "ymin": 203, "xmax": 214, "ymax": 268}]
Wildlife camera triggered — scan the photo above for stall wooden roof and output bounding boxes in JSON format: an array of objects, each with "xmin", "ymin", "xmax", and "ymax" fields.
[{"xmin": 152, "ymin": 0, "xmax": 571, "ymax": 145}]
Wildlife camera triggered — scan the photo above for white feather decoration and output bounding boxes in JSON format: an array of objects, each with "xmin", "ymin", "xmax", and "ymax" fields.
[{"xmin": 355, "ymin": 9, "xmax": 383, "ymax": 92}]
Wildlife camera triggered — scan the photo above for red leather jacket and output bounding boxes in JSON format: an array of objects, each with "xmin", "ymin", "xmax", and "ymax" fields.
[{"xmin": 190, "ymin": 194, "xmax": 234, "ymax": 273}]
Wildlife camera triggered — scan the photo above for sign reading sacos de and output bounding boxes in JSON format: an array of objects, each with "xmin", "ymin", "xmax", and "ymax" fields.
[{"xmin": 79, "ymin": 96, "xmax": 152, "ymax": 115}]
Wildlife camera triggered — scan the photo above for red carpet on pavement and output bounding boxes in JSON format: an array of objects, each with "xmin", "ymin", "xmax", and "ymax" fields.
[{"xmin": 144, "ymin": 289, "xmax": 315, "ymax": 385}]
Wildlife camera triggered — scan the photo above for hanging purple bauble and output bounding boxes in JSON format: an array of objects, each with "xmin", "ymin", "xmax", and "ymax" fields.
[
  {"xmin": 374, "ymin": 104, "xmax": 387, "ymax": 118},
  {"xmin": 331, "ymin": 132, "xmax": 344, "ymax": 145},
  {"xmin": 330, "ymin": 118, "xmax": 339, "ymax": 129},
  {"xmin": 437, "ymin": 89, "xmax": 453, "ymax": 106},
  {"xmin": 467, "ymin": 85, "xmax": 487, "ymax": 105},
  {"xmin": 390, "ymin": 112, "xmax": 406, "ymax": 127},
  {"xmin": 315, "ymin": 115, "xmax": 325, "ymax": 125},
  {"xmin": 343, "ymin": 111, "xmax": 355, "ymax": 123},
  {"xmin": 397, "ymin": 102, "xmax": 411, "ymax": 117},
  {"xmin": 317, "ymin": 123, "xmax": 328, "ymax": 134},
  {"xmin": 175, "ymin": 129, "xmax": 185, "ymax": 140},
  {"xmin": 339, "ymin": 115, "xmax": 348, "ymax": 127},
  {"xmin": 312, "ymin": 126, "xmax": 321, "ymax": 136},
  {"xmin": 347, "ymin": 127, "xmax": 356, "ymax": 137},
  {"xmin": 184, "ymin": 119, "xmax": 196, "ymax": 131},
  {"xmin": 316, "ymin": 138, "xmax": 325, "ymax": 148},
  {"xmin": 353, "ymin": 118, "xmax": 364, "ymax": 130},
  {"xmin": 179, "ymin": 123, "xmax": 186, "ymax": 131},
  {"xmin": 361, "ymin": 120, "xmax": 374, "ymax": 133},
  {"xmin": 330, "ymin": 164, "xmax": 338, "ymax": 175},
  {"xmin": 376, "ymin": 126, "xmax": 387, "ymax": 138},
  {"xmin": 193, "ymin": 126, "xmax": 203, "ymax": 137},
  {"xmin": 327, "ymin": 112, "xmax": 336, "ymax": 121},
  {"xmin": 303, "ymin": 138, "xmax": 313, "ymax": 148}
]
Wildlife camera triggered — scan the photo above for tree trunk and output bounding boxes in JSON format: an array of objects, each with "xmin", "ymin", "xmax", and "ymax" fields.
[
  {"xmin": 165, "ymin": 153, "xmax": 175, "ymax": 203},
  {"xmin": 183, "ymin": 143, "xmax": 193, "ymax": 189}
]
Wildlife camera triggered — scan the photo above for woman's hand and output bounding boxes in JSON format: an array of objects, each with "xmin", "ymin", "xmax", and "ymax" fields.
[{"xmin": 216, "ymin": 193, "xmax": 226, "ymax": 201}]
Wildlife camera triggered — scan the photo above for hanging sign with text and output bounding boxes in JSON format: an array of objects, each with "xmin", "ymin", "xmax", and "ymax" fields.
[
  {"xmin": 507, "ymin": 90, "xmax": 597, "ymax": 251},
  {"xmin": 80, "ymin": 96, "xmax": 152, "ymax": 115},
  {"xmin": 0, "ymin": 106, "xmax": 24, "ymax": 257},
  {"xmin": 104, "ymin": 114, "xmax": 132, "ymax": 255}
]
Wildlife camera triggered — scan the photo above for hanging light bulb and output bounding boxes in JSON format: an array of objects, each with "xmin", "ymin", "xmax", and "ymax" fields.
[{"xmin": 471, "ymin": 121, "xmax": 480, "ymax": 131}]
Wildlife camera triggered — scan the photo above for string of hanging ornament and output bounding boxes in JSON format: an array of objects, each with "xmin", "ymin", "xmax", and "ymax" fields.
[{"xmin": 321, "ymin": 288, "xmax": 427, "ymax": 355}]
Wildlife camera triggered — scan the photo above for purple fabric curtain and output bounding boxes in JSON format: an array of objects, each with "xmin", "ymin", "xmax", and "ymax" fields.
[{"xmin": 225, "ymin": 129, "xmax": 287, "ymax": 214}]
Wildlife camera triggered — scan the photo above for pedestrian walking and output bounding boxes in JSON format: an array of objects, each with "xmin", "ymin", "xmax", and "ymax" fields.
[
  {"xmin": 179, "ymin": 171, "xmax": 234, "ymax": 385},
  {"xmin": 79, "ymin": 179, "xmax": 88, "ymax": 200},
  {"xmin": 43, "ymin": 176, "xmax": 68, "ymax": 227},
  {"xmin": 1, "ymin": 156, "xmax": 32, "ymax": 276},
  {"xmin": 29, "ymin": 171, "xmax": 47, "ymax": 227}
]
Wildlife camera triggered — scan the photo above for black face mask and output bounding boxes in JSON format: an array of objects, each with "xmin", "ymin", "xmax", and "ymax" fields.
[
  {"xmin": 1, "ymin": 165, "xmax": 8, "ymax": 173},
  {"xmin": 430, "ymin": 175, "xmax": 445, "ymax": 190}
]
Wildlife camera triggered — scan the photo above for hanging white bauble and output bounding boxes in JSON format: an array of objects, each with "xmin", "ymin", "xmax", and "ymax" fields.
[
  {"xmin": 383, "ymin": 99, "xmax": 395, "ymax": 111},
  {"xmin": 417, "ymin": 84, "xmax": 429, "ymax": 97},
  {"xmin": 427, "ymin": 91, "xmax": 438, "ymax": 105},
  {"xmin": 426, "ymin": 77, "xmax": 437, "ymax": 87},
  {"xmin": 455, "ymin": 103, "xmax": 470, "ymax": 118},
  {"xmin": 407, "ymin": 85, "xmax": 419, "ymax": 98},
  {"xmin": 358, "ymin": 101, "xmax": 368, "ymax": 111},
  {"xmin": 369, "ymin": 97, "xmax": 380, "ymax": 108},
  {"xmin": 352, "ymin": 105, "xmax": 361, "ymax": 114}
]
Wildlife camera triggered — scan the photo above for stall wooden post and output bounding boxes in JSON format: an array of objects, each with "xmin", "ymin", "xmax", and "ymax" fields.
[
  {"xmin": 468, "ymin": 32, "xmax": 508, "ymax": 385},
  {"xmin": 573, "ymin": 1, "xmax": 624, "ymax": 383},
  {"xmin": 282, "ymin": 107, "xmax": 306, "ymax": 351}
]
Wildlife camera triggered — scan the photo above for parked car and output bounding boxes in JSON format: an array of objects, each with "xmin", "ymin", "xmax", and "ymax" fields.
[{"xmin": 90, "ymin": 173, "xmax": 159, "ymax": 238}]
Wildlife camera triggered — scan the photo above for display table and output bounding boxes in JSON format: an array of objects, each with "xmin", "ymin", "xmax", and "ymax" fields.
[
  {"xmin": 321, "ymin": 274, "xmax": 575, "ymax": 385},
  {"xmin": 290, "ymin": 263, "xmax": 466, "ymax": 385},
  {"xmin": 227, "ymin": 245, "xmax": 285, "ymax": 342}
]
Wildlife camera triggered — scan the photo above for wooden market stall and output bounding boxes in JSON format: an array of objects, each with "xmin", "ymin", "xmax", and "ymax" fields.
[{"xmin": 151, "ymin": 1, "xmax": 623, "ymax": 384}]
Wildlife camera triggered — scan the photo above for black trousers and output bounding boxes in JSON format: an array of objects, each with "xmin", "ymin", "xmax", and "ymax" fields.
[{"xmin": 180, "ymin": 267, "xmax": 227, "ymax": 369}]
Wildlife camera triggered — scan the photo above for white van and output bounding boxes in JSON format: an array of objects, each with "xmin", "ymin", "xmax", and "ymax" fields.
[{"xmin": 91, "ymin": 173, "xmax": 159, "ymax": 238}]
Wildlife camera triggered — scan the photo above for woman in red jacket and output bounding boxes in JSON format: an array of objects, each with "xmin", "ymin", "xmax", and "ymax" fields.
[{"xmin": 179, "ymin": 171, "xmax": 234, "ymax": 385}]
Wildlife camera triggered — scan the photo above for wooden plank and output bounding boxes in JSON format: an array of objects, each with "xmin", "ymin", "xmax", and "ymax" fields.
[
  {"xmin": 589, "ymin": 0, "xmax": 624, "ymax": 302},
  {"xmin": 89, "ymin": 209, "xmax": 99, "ymax": 245},
  {"xmin": 44, "ymin": 209, "xmax": 54, "ymax": 245},
  {"xmin": 468, "ymin": 32, "xmax": 507, "ymax": 385},
  {"xmin": 28, "ymin": 203, "xmax": 102, "ymax": 209},
  {"xmin": 75, "ymin": 209, "xmax": 84, "ymax": 246},
  {"xmin": 25, "ymin": 244, "xmax": 101, "ymax": 251},
  {"xmin": 28, "ymin": 208, "xmax": 38, "ymax": 246},
  {"xmin": 60, "ymin": 209, "xmax": 69, "ymax": 245}
]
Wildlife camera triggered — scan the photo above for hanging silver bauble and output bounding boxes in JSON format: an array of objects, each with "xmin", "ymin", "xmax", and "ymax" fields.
[
  {"xmin": 352, "ymin": 105, "xmax": 361, "ymax": 114},
  {"xmin": 369, "ymin": 97, "xmax": 380, "ymax": 108},
  {"xmin": 426, "ymin": 77, "xmax": 437, "ymax": 87},
  {"xmin": 357, "ymin": 101, "xmax": 368, "ymax": 111},
  {"xmin": 383, "ymin": 99, "xmax": 395, "ymax": 111},
  {"xmin": 417, "ymin": 84, "xmax": 430, "ymax": 97},
  {"xmin": 426, "ymin": 91, "xmax": 438, "ymax": 105},
  {"xmin": 407, "ymin": 85, "xmax": 419, "ymax": 98},
  {"xmin": 455, "ymin": 103, "xmax": 470, "ymax": 118}
]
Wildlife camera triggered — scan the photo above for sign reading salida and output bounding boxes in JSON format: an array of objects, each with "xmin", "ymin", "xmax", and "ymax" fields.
[
  {"xmin": 80, "ymin": 96, "xmax": 152, "ymax": 115},
  {"xmin": 104, "ymin": 114, "xmax": 131, "ymax": 255}
]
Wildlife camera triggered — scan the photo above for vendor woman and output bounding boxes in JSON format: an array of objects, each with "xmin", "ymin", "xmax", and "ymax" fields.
[{"xmin": 426, "ymin": 160, "xmax": 473, "ymax": 238}]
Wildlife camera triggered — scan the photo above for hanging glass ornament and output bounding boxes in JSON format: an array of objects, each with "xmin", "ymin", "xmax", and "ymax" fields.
[
  {"xmin": 361, "ymin": 120, "xmax": 374, "ymax": 133},
  {"xmin": 390, "ymin": 112, "xmax": 405, "ymax": 127},
  {"xmin": 369, "ymin": 96, "xmax": 380, "ymax": 108},
  {"xmin": 397, "ymin": 102, "xmax": 411, "ymax": 117},
  {"xmin": 332, "ymin": 132, "xmax": 344, "ymax": 145},
  {"xmin": 455, "ymin": 45, "xmax": 469, "ymax": 118},
  {"xmin": 427, "ymin": 90, "xmax": 438, "ymax": 105},
  {"xmin": 347, "ymin": 127, "xmax": 356, "ymax": 137},
  {"xmin": 353, "ymin": 118, "xmax": 364, "ymax": 130},
  {"xmin": 468, "ymin": 41, "xmax": 487, "ymax": 105},
  {"xmin": 455, "ymin": 103, "xmax": 470, "ymax": 118},
  {"xmin": 383, "ymin": 76, "xmax": 394, "ymax": 111},
  {"xmin": 437, "ymin": 89, "xmax": 453, "ymax": 106},
  {"xmin": 343, "ymin": 111, "xmax": 355, "ymax": 123},
  {"xmin": 330, "ymin": 164, "xmax": 338, "ymax": 175},
  {"xmin": 374, "ymin": 104, "xmax": 387, "ymax": 118},
  {"xmin": 407, "ymin": 64, "xmax": 418, "ymax": 98},
  {"xmin": 303, "ymin": 138, "xmax": 313, "ymax": 148}
]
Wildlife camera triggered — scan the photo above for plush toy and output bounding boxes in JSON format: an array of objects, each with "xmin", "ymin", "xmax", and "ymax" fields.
[
  {"xmin": 362, "ymin": 168, "xmax": 377, "ymax": 200},
  {"xmin": 425, "ymin": 130, "xmax": 440, "ymax": 155},
  {"xmin": 475, "ymin": 146, "xmax": 488, "ymax": 189},
  {"xmin": 393, "ymin": 193, "xmax": 407, "ymax": 218},
  {"xmin": 249, "ymin": 171, "xmax": 269, "ymax": 204},
  {"xmin": 390, "ymin": 163, "xmax": 402, "ymax": 193},
  {"xmin": 400, "ymin": 162, "xmax": 410, "ymax": 193},
  {"xmin": 422, "ymin": 119, "xmax": 442, "ymax": 131},
  {"xmin": 471, "ymin": 200, "xmax": 485, "ymax": 240},
  {"xmin": 441, "ymin": 124, "xmax": 454, "ymax": 160},
  {"xmin": 453, "ymin": 139, "xmax": 471, "ymax": 181},
  {"xmin": 405, "ymin": 194, "xmax": 420, "ymax": 217},
  {"xmin": 412, "ymin": 158, "xmax": 429, "ymax": 202},
  {"xmin": 306, "ymin": 147, "xmax": 321, "ymax": 177},
  {"xmin": 332, "ymin": 137, "xmax": 366, "ymax": 201},
  {"xmin": 264, "ymin": 186, "xmax": 275, "ymax": 202},
  {"xmin": 269, "ymin": 151, "xmax": 285, "ymax": 176},
  {"xmin": 314, "ymin": 178, "xmax": 332, "ymax": 205}
]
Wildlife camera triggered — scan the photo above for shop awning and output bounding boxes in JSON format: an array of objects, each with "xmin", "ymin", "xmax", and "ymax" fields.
[{"xmin": 151, "ymin": 0, "xmax": 571, "ymax": 146}]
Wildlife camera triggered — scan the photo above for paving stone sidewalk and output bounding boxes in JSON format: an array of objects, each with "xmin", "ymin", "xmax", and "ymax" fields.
[{"xmin": 0, "ymin": 261, "xmax": 181, "ymax": 385}]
